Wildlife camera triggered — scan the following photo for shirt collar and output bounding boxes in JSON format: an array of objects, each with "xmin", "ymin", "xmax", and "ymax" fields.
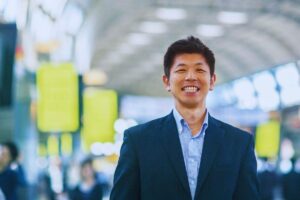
[{"xmin": 173, "ymin": 107, "xmax": 209, "ymax": 136}]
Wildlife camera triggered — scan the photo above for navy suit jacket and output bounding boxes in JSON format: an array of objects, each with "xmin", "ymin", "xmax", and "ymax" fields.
[{"xmin": 110, "ymin": 112, "xmax": 259, "ymax": 200}]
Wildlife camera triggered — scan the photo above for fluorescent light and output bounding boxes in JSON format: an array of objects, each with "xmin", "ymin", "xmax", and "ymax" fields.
[
  {"xmin": 3, "ymin": 0, "xmax": 17, "ymax": 22},
  {"xmin": 252, "ymin": 71, "xmax": 280, "ymax": 111},
  {"xmin": 257, "ymin": 91, "xmax": 280, "ymax": 111},
  {"xmin": 60, "ymin": 5, "xmax": 83, "ymax": 35},
  {"xmin": 117, "ymin": 43, "xmax": 136, "ymax": 55},
  {"xmin": 280, "ymin": 86, "xmax": 300, "ymax": 106},
  {"xmin": 127, "ymin": 33, "xmax": 151, "ymax": 46},
  {"xmin": 275, "ymin": 63, "xmax": 300, "ymax": 106},
  {"xmin": 83, "ymin": 69, "xmax": 108, "ymax": 86},
  {"xmin": 156, "ymin": 8, "xmax": 186, "ymax": 20},
  {"xmin": 30, "ymin": 9, "xmax": 55, "ymax": 42},
  {"xmin": 139, "ymin": 21, "xmax": 167, "ymax": 34},
  {"xmin": 232, "ymin": 78, "xmax": 257, "ymax": 109},
  {"xmin": 0, "ymin": 0, "xmax": 6, "ymax": 11},
  {"xmin": 252, "ymin": 71, "xmax": 277, "ymax": 93},
  {"xmin": 275, "ymin": 63, "xmax": 299, "ymax": 87},
  {"xmin": 218, "ymin": 11, "xmax": 248, "ymax": 25},
  {"xmin": 197, "ymin": 24, "xmax": 224, "ymax": 37}
]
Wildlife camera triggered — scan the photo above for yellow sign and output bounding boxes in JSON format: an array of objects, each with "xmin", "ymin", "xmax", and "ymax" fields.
[
  {"xmin": 61, "ymin": 133, "xmax": 72, "ymax": 155},
  {"xmin": 47, "ymin": 135, "xmax": 59, "ymax": 156},
  {"xmin": 82, "ymin": 88, "xmax": 118, "ymax": 150},
  {"xmin": 255, "ymin": 120, "xmax": 280, "ymax": 158},
  {"xmin": 37, "ymin": 63, "xmax": 79, "ymax": 132},
  {"xmin": 38, "ymin": 143, "xmax": 47, "ymax": 157}
]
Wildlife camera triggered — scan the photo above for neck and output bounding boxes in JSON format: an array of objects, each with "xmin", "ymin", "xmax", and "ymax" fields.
[
  {"xmin": 175, "ymin": 104, "xmax": 207, "ymax": 135},
  {"xmin": 83, "ymin": 177, "xmax": 95, "ymax": 186}
]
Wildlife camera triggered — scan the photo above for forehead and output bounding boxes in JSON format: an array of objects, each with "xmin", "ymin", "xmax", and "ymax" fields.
[
  {"xmin": 172, "ymin": 53, "xmax": 208, "ymax": 65},
  {"xmin": 0, "ymin": 146, "xmax": 9, "ymax": 157}
]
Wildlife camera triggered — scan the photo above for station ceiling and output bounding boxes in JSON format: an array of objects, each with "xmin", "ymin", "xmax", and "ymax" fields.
[{"xmin": 80, "ymin": 0, "xmax": 300, "ymax": 96}]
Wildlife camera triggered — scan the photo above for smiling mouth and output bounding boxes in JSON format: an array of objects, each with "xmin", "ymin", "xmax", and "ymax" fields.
[{"xmin": 182, "ymin": 86, "xmax": 200, "ymax": 92}]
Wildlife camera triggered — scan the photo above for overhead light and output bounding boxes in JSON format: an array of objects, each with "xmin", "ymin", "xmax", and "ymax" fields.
[
  {"xmin": 218, "ymin": 11, "xmax": 248, "ymax": 25},
  {"xmin": 252, "ymin": 71, "xmax": 280, "ymax": 111},
  {"xmin": 139, "ymin": 21, "xmax": 167, "ymax": 34},
  {"xmin": 31, "ymin": 9, "xmax": 55, "ymax": 43},
  {"xmin": 275, "ymin": 63, "xmax": 300, "ymax": 106},
  {"xmin": 0, "ymin": 0, "xmax": 6, "ymax": 11},
  {"xmin": 127, "ymin": 33, "xmax": 151, "ymax": 46},
  {"xmin": 83, "ymin": 69, "xmax": 108, "ymax": 86},
  {"xmin": 60, "ymin": 4, "xmax": 83, "ymax": 35},
  {"xmin": 275, "ymin": 63, "xmax": 299, "ymax": 88},
  {"xmin": 197, "ymin": 24, "xmax": 224, "ymax": 37},
  {"xmin": 156, "ymin": 8, "xmax": 186, "ymax": 20},
  {"xmin": 2, "ymin": 0, "xmax": 17, "ymax": 22},
  {"xmin": 117, "ymin": 43, "xmax": 136, "ymax": 55},
  {"xmin": 232, "ymin": 78, "xmax": 257, "ymax": 109}
]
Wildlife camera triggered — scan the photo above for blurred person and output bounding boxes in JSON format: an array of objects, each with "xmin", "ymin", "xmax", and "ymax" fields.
[
  {"xmin": 0, "ymin": 142, "xmax": 26, "ymax": 200},
  {"xmin": 69, "ymin": 158, "xmax": 103, "ymax": 200},
  {"xmin": 111, "ymin": 36, "xmax": 259, "ymax": 200},
  {"xmin": 281, "ymin": 157, "xmax": 300, "ymax": 200},
  {"xmin": 258, "ymin": 157, "xmax": 278, "ymax": 200},
  {"xmin": 37, "ymin": 172, "xmax": 55, "ymax": 200}
]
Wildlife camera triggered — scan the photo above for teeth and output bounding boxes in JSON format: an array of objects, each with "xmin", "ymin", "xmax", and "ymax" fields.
[{"xmin": 184, "ymin": 86, "xmax": 198, "ymax": 92}]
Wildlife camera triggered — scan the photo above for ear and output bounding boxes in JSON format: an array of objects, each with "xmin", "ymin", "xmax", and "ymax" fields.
[
  {"xmin": 209, "ymin": 74, "xmax": 216, "ymax": 91},
  {"xmin": 162, "ymin": 75, "xmax": 170, "ymax": 91}
]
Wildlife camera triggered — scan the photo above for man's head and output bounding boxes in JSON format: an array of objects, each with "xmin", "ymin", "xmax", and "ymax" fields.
[
  {"xmin": 80, "ymin": 158, "xmax": 96, "ymax": 181},
  {"xmin": 0, "ymin": 141, "xmax": 19, "ymax": 167},
  {"xmin": 162, "ymin": 36, "xmax": 216, "ymax": 109},
  {"xmin": 163, "ymin": 36, "xmax": 215, "ymax": 78}
]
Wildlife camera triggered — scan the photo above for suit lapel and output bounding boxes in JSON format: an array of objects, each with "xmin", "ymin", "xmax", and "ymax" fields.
[
  {"xmin": 160, "ymin": 112, "xmax": 191, "ymax": 197},
  {"xmin": 195, "ymin": 115, "xmax": 225, "ymax": 199}
]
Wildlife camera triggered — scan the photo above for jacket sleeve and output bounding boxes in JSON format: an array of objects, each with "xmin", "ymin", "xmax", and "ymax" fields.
[
  {"xmin": 233, "ymin": 135, "xmax": 260, "ymax": 200},
  {"xmin": 110, "ymin": 130, "xmax": 141, "ymax": 200}
]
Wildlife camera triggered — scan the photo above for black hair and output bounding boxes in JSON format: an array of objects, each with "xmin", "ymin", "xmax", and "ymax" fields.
[
  {"xmin": 2, "ymin": 141, "xmax": 19, "ymax": 162},
  {"xmin": 163, "ymin": 35, "xmax": 215, "ymax": 78},
  {"xmin": 80, "ymin": 157, "xmax": 95, "ymax": 169}
]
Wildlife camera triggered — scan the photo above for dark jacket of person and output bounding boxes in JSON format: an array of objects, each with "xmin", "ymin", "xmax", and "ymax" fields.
[
  {"xmin": 111, "ymin": 112, "xmax": 259, "ymax": 200},
  {"xmin": 0, "ymin": 166, "xmax": 18, "ymax": 200},
  {"xmin": 282, "ymin": 169, "xmax": 300, "ymax": 200},
  {"xmin": 69, "ymin": 182, "xmax": 103, "ymax": 200}
]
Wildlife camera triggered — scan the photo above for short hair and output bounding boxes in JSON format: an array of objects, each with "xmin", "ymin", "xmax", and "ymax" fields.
[
  {"xmin": 2, "ymin": 141, "xmax": 19, "ymax": 162},
  {"xmin": 163, "ymin": 36, "xmax": 215, "ymax": 78},
  {"xmin": 80, "ymin": 157, "xmax": 93, "ymax": 168}
]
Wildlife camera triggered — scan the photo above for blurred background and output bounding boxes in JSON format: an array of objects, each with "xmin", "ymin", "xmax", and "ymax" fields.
[{"xmin": 0, "ymin": 0, "xmax": 300, "ymax": 199}]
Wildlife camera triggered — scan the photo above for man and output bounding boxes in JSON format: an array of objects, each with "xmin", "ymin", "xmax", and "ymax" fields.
[
  {"xmin": 110, "ymin": 36, "xmax": 259, "ymax": 200},
  {"xmin": 0, "ymin": 142, "xmax": 25, "ymax": 200}
]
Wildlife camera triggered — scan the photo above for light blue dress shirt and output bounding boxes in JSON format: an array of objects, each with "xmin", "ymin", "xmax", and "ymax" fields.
[{"xmin": 173, "ymin": 108, "xmax": 209, "ymax": 200}]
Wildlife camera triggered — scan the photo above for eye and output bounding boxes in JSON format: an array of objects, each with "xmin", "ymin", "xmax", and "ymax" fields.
[
  {"xmin": 196, "ymin": 68, "xmax": 206, "ymax": 73},
  {"xmin": 175, "ymin": 69, "xmax": 186, "ymax": 73}
]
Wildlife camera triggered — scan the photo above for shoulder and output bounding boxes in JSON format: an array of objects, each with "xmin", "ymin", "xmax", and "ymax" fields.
[
  {"xmin": 125, "ymin": 114, "xmax": 169, "ymax": 137},
  {"xmin": 210, "ymin": 116, "xmax": 252, "ymax": 141}
]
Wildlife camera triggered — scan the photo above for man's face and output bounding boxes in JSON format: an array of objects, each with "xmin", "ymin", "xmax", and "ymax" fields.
[
  {"xmin": 163, "ymin": 53, "xmax": 216, "ymax": 109},
  {"xmin": 0, "ymin": 146, "xmax": 11, "ymax": 167}
]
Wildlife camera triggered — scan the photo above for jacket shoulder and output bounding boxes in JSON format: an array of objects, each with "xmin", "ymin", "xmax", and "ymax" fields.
[
  {"xmin": 125, "ymin": 115, "xmax": 168, "ymax": 137},
  {"xmin": 211, "ymin": 116, "xmax": 252, "ymax": 140}
]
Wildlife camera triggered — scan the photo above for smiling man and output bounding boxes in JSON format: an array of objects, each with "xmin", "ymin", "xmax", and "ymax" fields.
[{"xmin": 110, "ymin": 36, "xmax": 259, "ymax": 200}]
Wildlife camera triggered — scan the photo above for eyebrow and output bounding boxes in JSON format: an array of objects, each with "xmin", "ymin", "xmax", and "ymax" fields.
[{"xmin": 175, "ymin": 62, "xmax": 204, "ymax": 67}]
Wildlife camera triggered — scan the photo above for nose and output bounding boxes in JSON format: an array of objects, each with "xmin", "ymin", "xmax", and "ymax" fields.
[{"xmin": 185, "ymin": 70, "xmax": 196, "ymax": 80}]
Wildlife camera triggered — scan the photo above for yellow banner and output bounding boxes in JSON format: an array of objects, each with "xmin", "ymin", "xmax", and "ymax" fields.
[
  {"xmin": 37, "ymin": 63, "xmax": 79, "ymax": 132},
  {"xmin": 47, "ymin": 135, "xmax": 59, "ymax": 156},
  {"xmin": 61, "ymin": 133, "xmax": 72, "ymax": 155},
  {"xmin": 82, "ymin": 88, "xmax": 118, "ymax": 150},
  {"xmin": 255, "ymin": 120, "xmax": 280, "ymax": 158},
  {"xmin": 38, "ymin": 143, "xmax": 47, "ymax": 157}
]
